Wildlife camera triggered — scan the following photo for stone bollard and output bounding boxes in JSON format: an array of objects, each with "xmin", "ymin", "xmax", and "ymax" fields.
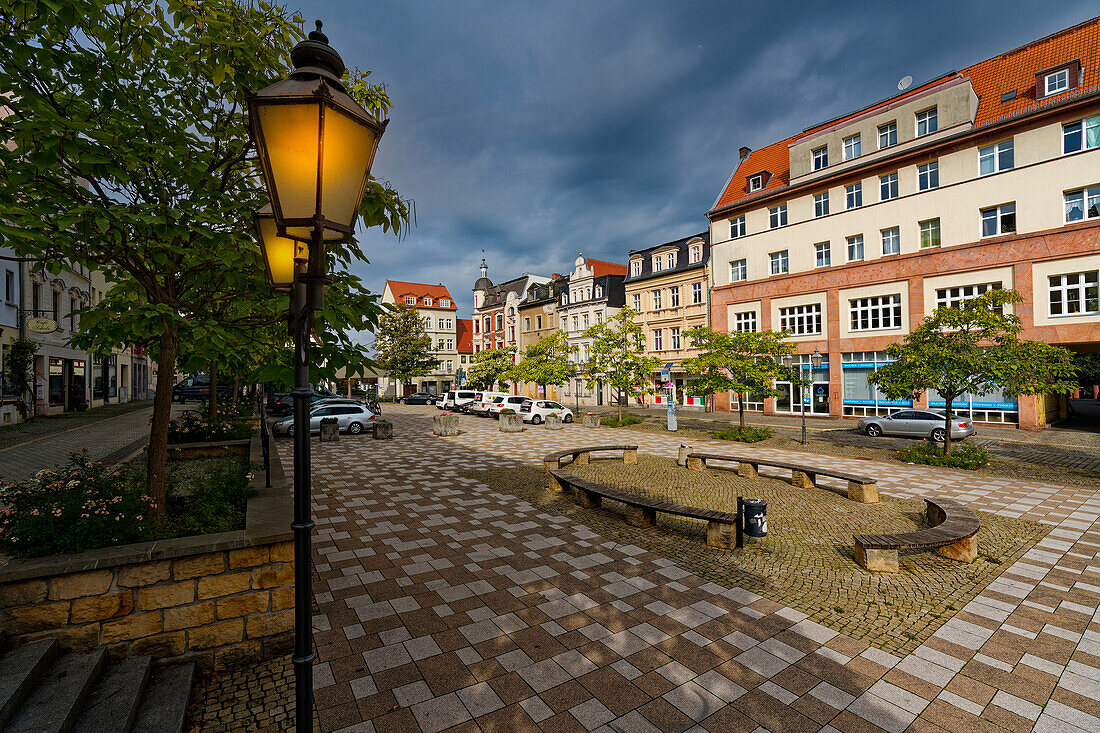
[
  {"xmin": 433, "ymin": 414, "xmax": 459, "ymax": 436},
  {"xmin": 499, "ymin": 413, "xmax": 525, "ymax": 433},
  {"xmin": 677, "ymin": 444, "xmax": 693, "ymax": 467},
  {"xmin": 373, "ymin": 420, "xmax": 393, "ymax": 440},
  {"xmin": 319, "ymin": 417, "xmax": 339, "ymax": 442},
  {"xmin": 582, "ymin": 414, "xmax": 601, "ymax": 428},
  {"xmin": 545, "ymin": 414, "xmax": 563, "ymax": 430}
]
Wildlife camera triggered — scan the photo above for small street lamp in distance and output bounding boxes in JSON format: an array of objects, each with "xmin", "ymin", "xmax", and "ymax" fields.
[
  {"xmin": 781, "ymin": 348, "xmax": 822, "ymax": 445},
  {"xmin": 248, "ymin": 20, "xmax": 386, "ymax": 733}
]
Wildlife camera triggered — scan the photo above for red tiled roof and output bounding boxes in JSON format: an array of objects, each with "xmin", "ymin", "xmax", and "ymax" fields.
[
  {"xmin": 456, "ymin": 319, "xmax": 473, "ymax": 353},
  {"xmin": 712, "ymin": 15, "xmax": 1100, "ymax": 213},
  {"xmin": 385, "ymin": 280, "xmax": 458, "ymax": 309},
  {"xmin": 587, "ymin": 258, "xmax": 628, "ymax": 278}
]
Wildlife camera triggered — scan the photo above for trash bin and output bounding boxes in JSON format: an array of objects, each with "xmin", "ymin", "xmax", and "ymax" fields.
[{"xmin": 740, "ymin": 498, "xmax": 767, "ymax": 538}]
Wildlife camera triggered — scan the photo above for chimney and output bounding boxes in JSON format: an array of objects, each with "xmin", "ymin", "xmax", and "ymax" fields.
[{"xmin": 738, "ymin": 146, "xmax": 751, "ymax": 161}]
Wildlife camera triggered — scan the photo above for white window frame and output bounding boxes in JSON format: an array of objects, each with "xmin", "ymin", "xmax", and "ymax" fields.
[
  {"xmin": 1048, "ymin": 271, "xmax": 1099, "ymax": 316},
  {"xmin": 689, "ymin": 244, "xmax": 702, "ymax": 263},
  {"xmin": 630, "ymin": 259, "xmax": 641, "ymax": 277},
  {"xmin": 653, "ymin": 329, "xmax": 663, "ymax": 350},
  {"xmin": 670, "ymin": 286, "xmax": 680, "ymax": 308},
  {"xmin": 917, "ymin": 161, "xmax": 939, "ymax": 190},
  {"xmin": 424, "ymin": 297, "xmax": 433, "ymax": 307},
  {"xmin": 979, "ymin": 139, "xmax": 1013, "ymax": 176},
  {"xmin": 881, "ymin": 227, "xmax": 900, "ymax": 255},
  {"xmin": 878, "ymin": 121, "xmax": 897, "ymax": 149},
  {"xmin": 652, "ymin": 290, "xmax": 662, "ymax": 310},
  {"xmin": 666, "ymin": 252, "xmax": 675, "ymax": 269},
  {"xmin": 849, "ymin": 294, "xmax": 903, "ymax": 332},
  {"xmin": 812, "ymin": 146, "xmax": 828, "ymax": 170},
  {"xmin": 404, "ymin": 296, "xmax": 416, "ymax": 305},
  {"xmin": 919, "ymin": 218, "xmax": 941, "ymax": 249},
  {"xmin": 779, "ymin": 304, "xmax": 822, "ymax": 336},
  {"xmin": 652, "ymin": 255, "xmax": 662, "ymax": 273},
  {"xmin": 441, "ymin": 299, "xmax": 450, "ymax": 308},
  {"xmin": 734, "ymin": 311, "xmax": 757, "ymax": 333},
  {"xmin": 1063, "ymin": 115, "xmax": 1100, "ymax": 154},
  {"xmin": 879, "ymin": 172, "xmax": 898, "ymax": 201},
  {"xmin": 843, "ymin": 134, "xmax": 861, "ymax": 161},
  {"xmin": 770, "ymin": 250, "xmax": 789, "ymax": 275},
  {"xmin": 633, "ymin": 293, "xmax": 642, "ymax": 311},
  {"xmin": 846, "ymin": 234, "xmax": 865, "ymax": 262},
  {"xmin": 1064, "ymin": 185, "xmax": 1100, "ymax": 223},
  {"xmin": 769, "ymin": 204, "xmax": 788, "ymax": 228},
  {"xmin": 916, "ymin": 107, "xmax": 938, "ymax": 136},
  {"xmin": 730, "ymin": 259, "xmax": 747, "ymax": 282},
  {"xmin": 845, "ymin": 182, "xmax": 862, "ymax": 210},
  {"xmin": 935, "ymin": 282, "xmax": 1002, "ymax": 310},
  {"xmin": 814, "ymin": 192, "xmax": 829, "ymax": 218},
  {"xmin": 814, "ymin": 242, "xmax": 831, "ymax": 268},
  {"xmin": 691, "ymin": 282, "xmax": 703, "ymax": 304},
  {"xmin": 980, "ymin": 203, "xmax": 1016, "ymax": 238},
  {"xmin": 730, "ymin": 216, "xmax": 746, "ymax": 238},
  {"xmin": 670, "ymin": 327, "xmax": 680, "ymax": 350},
  {"xmin": 1045, "ymin": 68, "xmax": 1070, "ymax": 96},
  {"xmin": 748, "ymin": 174, "xmax": 763, "ymax": 191}
]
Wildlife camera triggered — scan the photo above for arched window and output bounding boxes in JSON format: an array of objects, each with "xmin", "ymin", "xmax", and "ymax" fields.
[{"xmin": 594, "ymin": 286, "xmax": 602, "ymax": 298}]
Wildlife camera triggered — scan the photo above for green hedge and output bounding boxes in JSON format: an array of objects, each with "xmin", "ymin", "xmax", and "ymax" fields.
[
  {"xmin": 713, "ymin": 426, "xmax": 773, "ymax": 443},
  {"xmin": 898, "ymin": 441, "xmax": 990, "ymax": 470},
  {"xmin": 600, "ymin": 415, "xmax": 643, "ymax": 427}
]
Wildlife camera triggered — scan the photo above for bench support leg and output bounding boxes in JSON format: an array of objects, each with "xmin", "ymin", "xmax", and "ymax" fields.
[
  {"xmin": 737, "ymin": 463, "xmax": 758, "ymax": 479},
  {"xmin": 937, "ymin": 535, "xmax": 977, "ymax": 564},
  {"xmin": 573, "ymin": 452, "xmax": 590, "ymax": 466},
  {"xmin": 686, "ymin": 456, "xmax": 705, "ymax": 471},
  {"xmin": 707, "ymin": 521, "xmax": 736, "ymax": 549},
  {"xmin": 543, "ymin": 460, "xmax": 557, "ymax": 474},
  {"xmin": 623, "ymin": 448, "xmax": 638, "ymax": 465},
  {"xmin": 625, "ymin": 505, "xmax": 656, "ymax": 528},
  {"xmin": 855, "ymin": 544, "xmax": 898, "ymax": 573},
  {"xmin": 791, "ymin": 469, "xmax": 816, "ymax": 489},
  {"xmin": 576, "ymin": 488, "xmax": 601, "ymax": 509},
  {"xmin": 848, "ymin": 481, "xmax": 879, "ymax": 503},
  {"xmin": 548, "ymin": 474, "xmax": 565, "ymax": 493}
]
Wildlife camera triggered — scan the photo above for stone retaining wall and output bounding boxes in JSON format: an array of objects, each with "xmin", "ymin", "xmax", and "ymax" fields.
[{"xmin": 0, "ymin": 433, "xmax": 293, "ymax": 669}]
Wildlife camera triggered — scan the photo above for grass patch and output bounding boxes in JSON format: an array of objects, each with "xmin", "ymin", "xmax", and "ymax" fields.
[
  {"xmin": 898, "ymin": 442, "xmax": 991, "ymax": 470},
  {"xmin": 600, "ymin": 415, "xmax": 643, "ymax": 427},
  {"xmin": 713, "ymin": 426, "xmax": 773, "ymax": 443}
]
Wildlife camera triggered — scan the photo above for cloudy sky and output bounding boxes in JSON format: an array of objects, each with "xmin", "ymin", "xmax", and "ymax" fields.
[{"xmin": 308, "ymin": 0, "xmax": 1096, "ymax": 320}]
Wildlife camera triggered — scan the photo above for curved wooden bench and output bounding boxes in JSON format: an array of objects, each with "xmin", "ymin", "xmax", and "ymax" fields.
[
  {"xmin": 853, "ymin": 498, "xmax": 980, "ymax": 573},
  {"xmin": 686, "ymin": 451, "xmax": 879, "ymax": 503},
  {"xmin": 543, "ymin": 445, "xmax": 638, "ymax": 472},
  {"xmin": 549, "ymin": 468, "xmax": 739, "ymax": 548}
]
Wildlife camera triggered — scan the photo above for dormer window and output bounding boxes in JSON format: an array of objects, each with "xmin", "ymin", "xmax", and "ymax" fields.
[
  {"xmin": 440, "ymin": 299, "xmax": 450, "ymax": 307},
  {"xmin": 812, "ymin": 146, "xmax": 828, "ymax": 170},
  {"xmin": 404, "ymin": 296, "xmax": 416, "ymax": 305},
  {"xmin": 423, "ymin": 297, "xmax": 432, "ymax": 306},
  {"xmin": 594, "ymin": 285, "xmax": 602, "ymax": 298},
  {"xmin": 1046, "ymin": 68, "xmax": 1069, "ymax": 96},
  {"xmin": 666, "ymin": 252, "xmax": 675, "ymax": 269},
  {"xmin": 689, "ymin": 244, "xmax": 702, "ymax": 264},
  {"xmin": 652, "ymin": 255, "xmax": 663, "ymax": 272},
  {"xmin": 748, "ymin": 174, "xmax": 764, "ymax": 192},
  {"xmin": 630, "ymin": 259, "xmax": 641, "ymax": 277},
  {"xmin": 561, "ymin": 293, "xmax": 568, "ymax": 305}
]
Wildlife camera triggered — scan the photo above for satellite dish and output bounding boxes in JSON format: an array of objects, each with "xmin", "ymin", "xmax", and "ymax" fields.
[{"xmin": 898, "ymin": 75, "xmax": 913, "ymax": 91}]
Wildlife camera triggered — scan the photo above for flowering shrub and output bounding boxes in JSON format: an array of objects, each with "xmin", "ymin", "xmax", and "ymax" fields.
[
  {"xmin": 898, "ymin": 442, "xmax": 991, "ymax": 470},
  {"xmin": 196, "ymin": 400, "xmax": 254, "ymax": 419},
  {"xmin": 0, "ymin": 452, "xmax": 157, "ymax": 558},
  {"xmin": 167, "ymin": 410, "xmax": 251, "ymax": 443}
]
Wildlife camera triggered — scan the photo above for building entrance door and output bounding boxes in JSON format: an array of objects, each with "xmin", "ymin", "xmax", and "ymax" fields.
[{"xmin": 812, "ymin": 381, "xmax": 830, "ymax": 415}]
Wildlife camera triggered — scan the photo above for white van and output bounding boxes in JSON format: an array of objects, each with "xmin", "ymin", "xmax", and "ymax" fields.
[
  {"xmin": 469, "ymin": 391, "xmax": 510, "ymax": 416},
  {"xmin": 444, "ymin": 390, "xmax": 477, "ymax": 411}
]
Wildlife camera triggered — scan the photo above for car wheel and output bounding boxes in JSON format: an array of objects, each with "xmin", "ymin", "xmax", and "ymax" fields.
[
  {"xmin": 865, "ymin": 424, "xmax": 882, "ymax": 437},
  {"xmin": 286, "ymin": 424, "xmax": 295, "ymax": 437},
  {"xmin": 348, "ymin": 422, "xmax": 363, "ymax": 435},
  {"xmin": 564, "ymin": 414, "xmax": 574, "ymax": 423},
  {"xmin": 531, "ymin": 414, "xmax": 542, "ymax": 425},
  {"xmin": 931, "ymin": 428, "xmax": 946, "ymax": 442}
]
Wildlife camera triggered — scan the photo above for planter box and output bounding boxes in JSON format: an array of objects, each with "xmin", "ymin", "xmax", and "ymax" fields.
[
  {"xmin": 0, "ymin": 433, "xmax": 294, "ymax": 670},
  {"xmin": 433, "ymin": 414, "xmax": 459, "ymax": 437},
  {"xmin": 582, "ymin": 414, "xmax": 601, "ymax": 428},
  {"xmin": 499, "ymin": 414, "xmax": 524, "ymax": 433},
  {"xmin": 374, "ymin": 421, "xmax": 393, "ymax": 440},
  {"xmin": 167, "ymin": 438, "xmax": 251, "ymax": 460},
  {"xmin": 545, "ymin": 414, "xmax": 563, "ymax": 430}
]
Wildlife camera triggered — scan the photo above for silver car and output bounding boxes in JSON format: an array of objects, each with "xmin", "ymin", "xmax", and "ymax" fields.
[
  {"xmin": 857, "ymin": 410, "xmax": 975, "ymax": 442},
  {"xmin": 273, "ymin": 404, "xmax": 376, "ymax": 436}
]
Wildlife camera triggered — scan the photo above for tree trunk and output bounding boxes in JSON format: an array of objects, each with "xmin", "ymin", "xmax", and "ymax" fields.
[
  {"xmin": 232, "ymin": 376, "xmax": 240, "ymax": 407},
  {"xmin": 738, "ymin": 393, "xmax": 746, "ymax": 429},
  {"xmin": 618, "ymin": 387, "xmax": 623, "ymax": 421},
  {"xmin": 146, "ymin": 327, "xmax": 177, "ymax": 516},
  {"xmin": 942, "ymin": 397, "xmax": 953, "ymax": 455},
  {"xmin": 207, "ymin": 360, "xmax": 218, "ymax": 420}
]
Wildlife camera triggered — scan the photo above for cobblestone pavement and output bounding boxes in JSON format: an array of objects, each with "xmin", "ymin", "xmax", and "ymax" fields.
[
  {"xmin": 0, "ymin": 404, "xmax": 186, "ymax": 484},
  {"xmin": 288, "ymin": 405, "xmax": 1100, "ymax": 732},
  {"xmin": 187, "ymin": 654, "xmax": 322, "ymax": 732}
]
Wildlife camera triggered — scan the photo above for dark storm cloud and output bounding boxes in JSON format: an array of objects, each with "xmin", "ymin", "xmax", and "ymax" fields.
[{"xmin": 303, "ymin": 0, "xmax": 1096, "ymax": 321}]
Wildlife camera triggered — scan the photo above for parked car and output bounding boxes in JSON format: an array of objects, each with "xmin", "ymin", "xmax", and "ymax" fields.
[
  {"xmin": 172, "ymin": 375, "xmax": 232, "ymax": 403},
  {"xmin": 857, "ymin": 410, "xmax": 975, "ymax": 442},
  {"xmin": 272, "ymin": 404, "xmax": 376, "ymax": 437},
  {"xmin": 443, "ymin": 390, "xmax": 477, "ymax": 412},
  {"xmin": 469, "ymin": 391, "xmax": 509, "ymax": 416},
  {"xmin": 520, "ymin": 399, "xmax": 574, "ymax": 424},
  {"xmin": 268, "ymin": 391, "xmax": 336, "ymax": 417},
  {"xmin": 399, "ymin": 392, "xmax": 437, "ymax": 405},
  {"xmin": 488, "ymin": 395, "xmax": 528, "ymax": 418}
]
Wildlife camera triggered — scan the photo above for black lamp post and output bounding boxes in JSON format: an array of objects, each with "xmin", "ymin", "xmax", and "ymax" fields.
[
  {"xmin": 248, "ymin": 21, "xmax": 386, "ymax": 733},
  {"xmin": 782, "ymin": 348, "xmax": 822, "ymax": 445}
]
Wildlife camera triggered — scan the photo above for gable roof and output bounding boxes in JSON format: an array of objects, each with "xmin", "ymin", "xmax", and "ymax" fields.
[
  {"xmin": 456, "ymin": 319, "xmax": 473, "ymax": 353},
  {"xmin": 711, "ymin": 15, "xmax": 1100, "ymax": 214},
  {"xmin": 625, "ymin": 232, "xmax": 710, "ymax": 283},
  {"xmin": 385, "ymin": 280, "xmax": 457, "ymax": 309},
  {"xmin": 587, "ymin": 258, "xmax": 628, "ymax": 278}
]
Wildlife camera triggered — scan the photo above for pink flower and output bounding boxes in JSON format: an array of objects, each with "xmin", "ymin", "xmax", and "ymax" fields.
[
  {"xmin": 52, "ymin": 509, "xmax": 62, "ymax": 517},
  {"xmin": 30, "ymin": 509, "xmax": 38, "ymax": 516},
  {"xmin": 81, "ymin": 513, "xmax": 89, "ymax": 518}
]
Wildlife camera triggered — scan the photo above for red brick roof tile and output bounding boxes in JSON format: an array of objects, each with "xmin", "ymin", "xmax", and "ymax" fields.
[
  {"xmin": 385, "ymin": 280, "xmax": 458, "ymax": 309},
  {"xmin": 587, "ymin": 258, "xmax": 628, "ymax": 278},
  {"xmin": 456, "ymin": 319, "xmax": 473, "ymax": 353}
]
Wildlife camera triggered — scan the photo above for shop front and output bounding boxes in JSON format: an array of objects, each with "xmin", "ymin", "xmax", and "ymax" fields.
[{"xmin": 774, "ymin": 355, "xmax": 830, "ymax": 416}]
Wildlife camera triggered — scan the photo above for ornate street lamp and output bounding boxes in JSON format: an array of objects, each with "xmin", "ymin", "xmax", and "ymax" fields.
[{"xmin": 248, "ymin": 21, "xmax": 386, "ymax": 733}]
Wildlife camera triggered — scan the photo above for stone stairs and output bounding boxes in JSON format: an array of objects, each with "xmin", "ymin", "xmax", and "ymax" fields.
[{"xmin": 0, "ymin": 639, "xmax": 194, "ymax": 733}]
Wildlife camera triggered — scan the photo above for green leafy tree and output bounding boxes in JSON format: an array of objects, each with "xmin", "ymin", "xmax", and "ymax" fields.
[
  {"xmin": 4, "ymin": 337, "xmax": 39, "ymax": 418},
  {"xmin": 583, "ymin": 308, "xmax": 659, "ymax": 420},
  {"xmin": 1073, "ymin": 353, "xmax": 1100, "ymax": 391},
  {"xmin": 868, "ymin": 290, "xmax": 1077, "ymax": 454},
  {"xmin": 466, "ymin": 347, "xmax": 517, "ymax": 391},
  {"xmin": 0, "ymin": 1, "xmax": 409, "ymax": 511},
  {"xmin": 513, "ymin": 331, "xmax": 576, "ymax": 399},
  {"xmin": 682, "ymin": 327, "xmax": 792, "ymax": 428},
  {"xmin": 372, "ymin": 304, "xmax": 438, "ymax": 396}
]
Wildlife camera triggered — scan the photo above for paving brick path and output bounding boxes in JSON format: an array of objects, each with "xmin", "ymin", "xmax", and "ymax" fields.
[{"xmin": 294, "ymin": 406, "xmax": 1100, "ymax": 732}]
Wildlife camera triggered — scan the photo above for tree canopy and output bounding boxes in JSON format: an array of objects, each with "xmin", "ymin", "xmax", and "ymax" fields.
[
  {"xmin": 583, "ymin": 308, "xmax": 659, "ymax": 420},
  {"xmin": 682, "ymin": 327, "xmax": 793, "ymax": 427},
  {"xmin": 466, "ymin": 347, "xmax": 517, "ymax": 391},
  {"xmin": 513, "ymin": 331, "xmax": 575, "ymax": 395},
  {"xmin": 372, "ymin": 303, "xmax": 438, "ymax": 395}
]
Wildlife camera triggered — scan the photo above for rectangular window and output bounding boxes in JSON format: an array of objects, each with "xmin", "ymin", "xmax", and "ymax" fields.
[
  {"xmin": 69, "ymin": 297, "xmax": 76, "ymax": 332},
  {"xmin": 667, "ymin": 253, "xmax": 675, "ymax": 269},
  {"xmin": 440, "ymin": 299, "xmax": 450, "ymax": 308},
  {"xmin": 536, "ymin": 315, "xmax": 542, "ymax": 329},
  {"xmin": 1064, "ymin": 185, "xmax": 1100, "ymax": 222},
  {"xmin": 812, "ymin": 146, "xmax": 828, "ymax": 170},
  {"xmin": 1045, "ymin": 68, "xmax": 1070, "ymax": 96},
  {"xmin": 1063, "ymin": 115, "xmax": 1100, "ymax": 153},
  {"xmin": 633, "ymin": 293, "xmax": 642, "ymax": 311},
  {"xmin": 814, "ymin": 192, "xmax": 829, "ymax": 218},
  {"xmin": 881, "ymin": 227, "xmax": 900, "ymax": 255},
  {"xmin": 936, "ymin": 282, "xmax": 1002, "ymax": 309},
  {"xmin": 438, "ymin": 318, "xmax": 445, "ymax": 329},
  {"xmin": 748, "ymin": 174, "xmax": 763, "ymax": 191},
  {"xmin": 843, "ymin": 134, "xmax": 861, "ymax": 160},
  {"xmin": 670, "ymin": 328, "xmax": 680, "ymax": 350},
  {"xmin": 630, "ymin": 260, "xmax": 641, "ymax": 276},
  {"xmin": 779, "ymin": 304, "xmax": 822, "ymax": 335},
  {"xmin": 917, "ymin": 161, "xmax": 939, "ymax": 190},
  {"xmin": 524, "ymin": 317, "xmax": 530, "ymax": 331},
  {"xmin": 916, "ymin": 107, "xmax": 938, "ymax": 136},
  {"xmin": 653, "ymin": 329, "xmax": 663, "ymax": 350},
  {"xmin": 404, "ymin": 296, "xmax": 416, "ymax": 304},
  {"xmin": 652, "ymin": 290, "xmax": 662, "ymax": 310},
  {"xmin": 692, "ymin": 282, "xmax": 702, "ymax": 304},
  {"xmin": 770, "ymin": 251, "xmax": 789, "ymax": 275},
  {"xmin": 730, "ymin": 216, "xmax": 746, "ymax": 238},
  {"xmin": 652, "ymin": 256, "xmax": 662, "ymax": 273},
  {"xmin": 845, "ymin": 182, "xmax": 862, "ymax": 209},
  {"xmin": 979, "ymin": 139, "xmax": 1013, "ymax": 175},
  {"xmin": 670, "ymin": 286, "xmax": 680, "ymax": 308},
  {"xmin": 769, "ymin": 204, "xmax": 788, "ymax": 228},
  {"xmin": 980, "ymin": 203, "xmax": 1016, "ymax": 237},
  {"xmin": 1049, "ymin": 271, "xmax": 1099, "ymax": 316},
  {"xmin": 850, "ymin": 295, "xmax": 902, "ymax": 331},
  {"xmin": 879, "ymin": 172, "xmax": 898, "ymax": 201},
  {"xmin": 815, "ymin": 242, "xmax": 831, "ymax": 267},
  {"xmin": 4, "ymin": 270, "xmax": 12, "ymax": 302},
  {"xmin": 689, "ymin": 245, "xmax": 702, "ymax": 263},
  {"xmin": 878, "ymin": 121, "xmax": 897, "ymax": 149},
  {"xmin": 919, "ymin": 218, "xmax": 941, "ymax": 248},
  {"xmin": 730, "ymin": 259, "xmax": 747, "ymax": 281},
  {"xmin": 846, "ymin": 235, "xmax": 865, "ymax": 262},
  {"xmin": 735, "ymin": 312, "xmax": 757, "ymax": 333}
]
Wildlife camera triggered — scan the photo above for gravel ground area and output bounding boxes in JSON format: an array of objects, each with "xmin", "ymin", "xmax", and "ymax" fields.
[{"xmin": 466, "ymin": 455, "xmax": 1048, "ymax": 656}]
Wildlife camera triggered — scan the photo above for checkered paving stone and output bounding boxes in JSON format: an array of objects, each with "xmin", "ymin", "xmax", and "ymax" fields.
[{"xmin": 285, "ymin": 406, "xmax": 1100, "ymax": 732}]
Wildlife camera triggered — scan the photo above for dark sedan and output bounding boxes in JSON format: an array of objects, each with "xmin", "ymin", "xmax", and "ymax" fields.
[
  {"xmin": 399, "ymin": 392, "xmax": 437, "ymax": 405},
  {"xmin": 268, "ymin": 391, "xmax": 337, "ymax": 416}
]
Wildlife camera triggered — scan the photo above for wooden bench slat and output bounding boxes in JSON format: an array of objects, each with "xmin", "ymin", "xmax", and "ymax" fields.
[
  {"xmin": 687, "ymin": 452, "xmax": 876, "ymax": 485},
  {"xmin": 549, "ymin": 469, "xmax": 737, "ymax": 526},
  {"xmin": 854, "ymin": 498, "xmax": 979, "ymax": 553}
]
